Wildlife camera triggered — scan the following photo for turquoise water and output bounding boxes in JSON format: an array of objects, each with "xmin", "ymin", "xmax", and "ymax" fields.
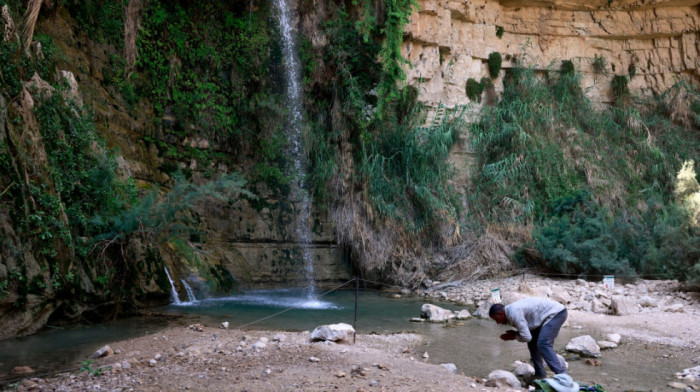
[{"xmin": 157, "ymin": 288, "xmax": 458, "ymax": 333}]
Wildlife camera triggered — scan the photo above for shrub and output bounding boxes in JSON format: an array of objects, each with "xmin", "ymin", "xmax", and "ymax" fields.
[
  {"xmin": 611, "ymin": 75, "xmax": 629, "ymax": 102},
  {"xmin": 488, "ymin": 52, "xmax": 502, "ymax": 79},
  {"xmin": 592, "ymin": 54, "xmax": 607, "ymax": 74},
  {"xmin": 466, "ymin": 78, "xmax": 484, "ymax": 102},
  {"xmin": 560, "ymin": 60, "xmax": 575, "ymax": 76},
  {"xmin": 495, "ymin": 26, "xmax": 505, "ymax": 39}
]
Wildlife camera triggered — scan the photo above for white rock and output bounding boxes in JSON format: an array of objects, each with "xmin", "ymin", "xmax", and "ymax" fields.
[
  {"xmin": 454, "ymin": 309, "xmax": 471, "ymax": 320},
  {"xmin": 309, "ymin": 357, "xmax": 320, "ymax": 362},
  {"xmin": 92, "ymin": 345, "xmax": 114, "ymax": 358},
  {"xmin": 557, "ymin": 354, "xmax": 569, "ymax": 370},
  {"xmin": 606, "ymin": 333, "xmax": 621, "ymax": 344},
  {"xmin": 487, "ymin": 370, "xmax": 521, "ymax": 389},
  {"xmin": 611, "ymin": 296, "xmax": 636, "ymax": 315},
  {"xmin": 422, "ymin": 352, "xmax": 429, "ymax": 359},
  {"xmin": 550, "ymin": 287, "xmax": 572, "ymax": 305},
  {"xmin": 310, "ymin": 323, "xmax": 355, "ymax": 342},
  {"xmin": 566, "ymin": 335, "xmax": 601, "ymax": 358},
  {"xmin": 148, "ymin": 359, "xmax": 156, "ymax": 367},
  {"xmin": 638, "ymin": 296, "xmax": 658, "ymax": 307},
  {"xmin": 252, "ymin": 341, "xmax": 267, "ymax": 350},
  {"xmin": 420, "ymin": 304, "xmax": 455, "ymax": 322},
  {"xmin": 272, "ymin": 334, "xmax": 286, "ymax": 342},
  {"xmin": 220, "ymin": 322, "xmax": 229, "ymax": 329},
  {"xmin": 592, "ymin": 299, "xmax": 609, "ymax": 314},
  {"xmin": 514, "ymin": 362, "xmax": 535, "ymax": 377},
  {"xmin": 441, "ymin": 363, "xmax": 457, "ymax": 373},
  {"xmin": 665, "ymin": 304, "xmax": 684, "ymax": 313},
  {"xmin": 474, "ymin": 298, "xmax": 497, "ymax": 319},
  {"xmin": 681, "ymin": 365, "xmax": 700, "ymax": 377},
  {"xmin": 121, "ymin": 361, "xmax": 131, "ymax": 370},
  {"xmin": 597, "ymin": 340, "xmax": 618, "ymax": 350}
]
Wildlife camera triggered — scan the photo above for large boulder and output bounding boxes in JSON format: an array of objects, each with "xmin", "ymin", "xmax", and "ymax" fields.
[
  {"xmin": 611, "ymin": 296, "xmax": 636, "ymax": 315},
  {"xmin": 420, "ymin": 304, "xmax": 454, "ymax": 322},
  {"xmin": 487, "ymin": 369, "xmax": 521, "ymax": 389},
  {"xmin": 638, "ymin": 296, "xmax": 658, "ymax": 307},
  {"xmin": 310, "ymin": 323, "xmax": 355, "ymax": 342},
  {"xmin": 566, "ymin": 335, "xmax": 601, "ymax": 358},
  {"xmin": 473, "ymin": 298, "xmax": 497, "ymax": 319},
  {"xmin": 550, "ymin": 287, "xmax": 572, "ymax": 305}
]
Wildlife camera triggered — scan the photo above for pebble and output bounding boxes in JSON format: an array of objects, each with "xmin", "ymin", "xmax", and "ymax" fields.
[
  {"xmin": 309, "ymin": 357, "xmax": 320, "ymax": 362},
  {"xmin": 148, "ymin": 359, "xmax": 157, "ymax": 367}
]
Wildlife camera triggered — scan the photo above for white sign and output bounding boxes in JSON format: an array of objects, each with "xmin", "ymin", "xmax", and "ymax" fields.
[
  {"xmin": 603, "ymin": 276, "xmax": 615, "ymax": 290},
  {"xmin": 491, "ymin": 288, "xmax": 501, "ymax": 303}
]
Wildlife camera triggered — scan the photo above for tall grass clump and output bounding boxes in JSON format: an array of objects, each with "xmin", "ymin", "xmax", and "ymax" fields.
[
  {"xmin": 469, "ymin": 61, "xmax": 700, "ymax": 282},
  {"xmin": 360, "ymin": 101, "xmax": 463, "ymax": 233}
]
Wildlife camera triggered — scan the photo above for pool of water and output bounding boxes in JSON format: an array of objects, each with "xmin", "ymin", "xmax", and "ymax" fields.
[{"xmin": 0, "ymin": 289, "xmax": 693, "ymax": 390}]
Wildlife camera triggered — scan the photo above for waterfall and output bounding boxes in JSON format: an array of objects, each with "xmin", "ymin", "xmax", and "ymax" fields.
[
  {"xmin": 273, "ymin": 0, "xmax": 316, "ymax": 298},
  {"xmin": 164, "ymin": 267, "xmax": 181, "ymax": 305},
  {"xmin": 181, "ymin": 279, "xmax": 197, "ymax": 303}
]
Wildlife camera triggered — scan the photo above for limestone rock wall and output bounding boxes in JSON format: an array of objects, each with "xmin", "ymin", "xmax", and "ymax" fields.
[{"xmin": 403, "ymin": 0, "xmax": 700, "ymax": 107}]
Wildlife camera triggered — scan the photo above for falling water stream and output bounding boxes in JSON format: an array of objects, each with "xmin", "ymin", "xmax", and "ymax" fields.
[
  {"xmin": 163, "ymin": 267, "xmax": 181, "ymax": 305},
  {"xmin": 273, "ymin": 0, "xmax": 316, "ymax": 298}
]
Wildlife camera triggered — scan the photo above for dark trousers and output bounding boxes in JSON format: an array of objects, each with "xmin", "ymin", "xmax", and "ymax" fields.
[{"xmin": 528, "ymin": 308, "xmax": 568, "ymax": 377}]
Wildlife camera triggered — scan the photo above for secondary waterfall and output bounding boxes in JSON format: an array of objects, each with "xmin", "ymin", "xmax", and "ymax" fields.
[
  {"xmin": 164, "ymin": 267, "xmax": 181, "ymax": 305},
  {"xmin": 273, "ymin": 0, "xmax": 316, "ymax": 298},
  {"xmin": 181, "ymin": 279, "xmax": 197, "ymax": 303}
]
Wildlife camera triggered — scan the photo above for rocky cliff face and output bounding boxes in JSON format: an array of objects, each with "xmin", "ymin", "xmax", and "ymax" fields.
[{"xmin": 402, "ymin": 0, "xmax": 699, "ymax": 107}]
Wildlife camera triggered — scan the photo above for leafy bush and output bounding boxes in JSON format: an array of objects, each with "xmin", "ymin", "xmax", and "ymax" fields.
[
  {"xmin": 496, "ymin": 26, "xmax": 505, "ymax": 39},
  {"xmin": 488, "ymin": 52, "xmax": 502, "ymax": 79},
  {"xmin": 466, "ymin": 78, "xmax": 484, "ymax": 102},
  {"xmin": 532, "ymin": 191, "xmax": 699, "ymax": 283},
  {"xmin": 560, "ymin": 60, "xmax": 575, "ymax": 76}
]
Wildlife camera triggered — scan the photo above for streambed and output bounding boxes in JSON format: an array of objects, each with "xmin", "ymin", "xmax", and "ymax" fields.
[{"xmin": 0, "ymin": 289, "xmax": 692, "ymax": 390}]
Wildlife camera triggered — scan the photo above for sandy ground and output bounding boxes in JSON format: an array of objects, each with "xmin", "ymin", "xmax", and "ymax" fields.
[{"xmin": 2, "ymin": 277, "xmax": 699, "ymax": 392}]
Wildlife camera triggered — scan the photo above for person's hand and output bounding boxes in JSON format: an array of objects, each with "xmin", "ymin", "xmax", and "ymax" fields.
[{"xmin": 500, "ymin": 330, "xmax": 517, "ymax": 341}]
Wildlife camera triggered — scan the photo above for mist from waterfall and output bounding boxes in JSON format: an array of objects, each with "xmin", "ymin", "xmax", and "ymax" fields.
[{"xmin": 273, "ymin": 0, "xmax": 316, "ymax": 298}]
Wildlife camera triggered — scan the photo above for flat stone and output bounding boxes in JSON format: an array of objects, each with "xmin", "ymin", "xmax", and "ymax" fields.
[
  {"xmin": 668, "ymin": 381, "xmax": 687, "ymax": 389},
  {"xmin": 597, "ymin": 340, "xmax": 618, "ymax": 350},
  {"xmin": 454, "ymin": 309, "xmax": 471, "ymax": 320},
  {"xmin": 606, "ymin": 333, "xmax": 621, "ymax": 344},
  {"xmin": 665, "ymin": 304, "xmax": 684, "ymax": 313},
  {"xmin": 441, "ymin": 363, "xmax": 457, "ymax": 373}
]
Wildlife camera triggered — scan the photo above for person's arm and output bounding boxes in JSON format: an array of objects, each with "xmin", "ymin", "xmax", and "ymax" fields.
[{"xmin": 508, "ymin": 310, "xmax": 532, "ymax": 342}]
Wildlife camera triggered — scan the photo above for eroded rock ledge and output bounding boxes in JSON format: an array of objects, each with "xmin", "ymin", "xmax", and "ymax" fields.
[{"xmin": 403, "ymin": 0, "xmax": 699, "ymax": 107}]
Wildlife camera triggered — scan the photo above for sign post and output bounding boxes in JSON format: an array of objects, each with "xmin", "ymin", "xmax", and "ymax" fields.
[{"xmin": 603, "ymin": 275, "xmax": 615, "ymax": 290}]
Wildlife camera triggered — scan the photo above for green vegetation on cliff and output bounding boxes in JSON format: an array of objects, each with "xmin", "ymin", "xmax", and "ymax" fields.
[{"xmin": 468, "ymin": 60, "xmax": 700, "ymax": 283}]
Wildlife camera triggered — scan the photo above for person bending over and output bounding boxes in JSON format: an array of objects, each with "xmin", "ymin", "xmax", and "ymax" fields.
[{"xmin": 489, "ymin": 297, "xmax": 568, "ymax": 378}]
